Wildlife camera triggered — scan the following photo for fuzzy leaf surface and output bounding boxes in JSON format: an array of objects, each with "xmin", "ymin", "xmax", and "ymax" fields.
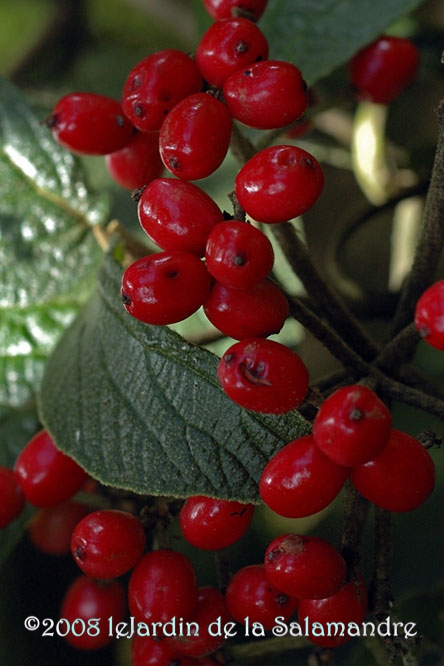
[{"xmin": 38, "ymin": 253, "xmax": 311, "ymax": 502}]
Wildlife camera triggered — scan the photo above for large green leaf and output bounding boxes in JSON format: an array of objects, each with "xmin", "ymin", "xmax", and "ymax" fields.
[
  {"xmin": 0, "ymin": 77, "xmax": 109, "ymax": 409},
  {"xmin": 261, "ymin": 0, "xmax": 424, "ymax": 85},
  {"xmin": 38, "ymin": 252, "xmax": 310, "ymax": 502}
]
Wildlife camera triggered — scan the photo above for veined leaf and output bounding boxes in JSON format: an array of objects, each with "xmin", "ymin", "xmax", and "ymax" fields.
[{"xmin": 38, "ymin": 253, "xmax": 310, "ymax": 502}]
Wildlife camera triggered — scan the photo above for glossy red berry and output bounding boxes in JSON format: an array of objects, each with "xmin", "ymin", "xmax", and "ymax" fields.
[
  {"xmin": 60, "ymin": 575, "xmax": 126, "ymax": 650},
  {"xmin": 122, "ymin": 49, "xmax": 203, "ymax": 131},
  {"xmin": 298, "ymin": 575, "xmax": 368, "ymax": 648},
  {"xmin": 205, "ymin": 221, "xmax": 274, "ymax": 289},
  {"xmin": 121, "ymin": 251, "xmax": 212, "ymax": 325},
  {"xmin": 14, "ymin": 429, "xmax": 87, "ymax": 508},
  {"xmin": 128, "ymin": 549, "xmax": 198, "ymax": 625},
  {"xmin": 195, "ymin": 17, "xmax": 269, "ymax": 88},
  {"xmin": 312, "ymin": 384, "xmax": 392, "ymax": 467},
  {"xmin": 0, "ymin": 466, "xmax": 25, "ymax": 529},
  {"xmin": 259, "ymin": 434, "xmax": 349, "ymax": 518},
  {"xmin": 217, "ymin": 338, "xmax": 309, "ymax": 414},
  {"xmin": 48, "ymin": 92, "xmax": 134, "ymax": 155},
  {"xmin": 223, "ymin": 60, "xmax": 308, "ymax": 129},
  {"xmin": 350, "ymin": 429, "xmax": 435, "ymax": 512},
  {"xmin": 414, "ymin": 279, "xmax": 444, "ymax": 350},
  {"xmin": 28, "ymin": 501, "xmax": 89, "ymax": 555},
  {"xmin": 105, "ymin": 131, "xmax": 164, "ymax": 190},
  {"xmin": 350, "ymin": 36, "xmax": 419, "ymax": 104},
  {"xmin": 166, "ymin": 587, "xmax": 231, "ymax": 657},
  {"xmin": 264, "ymin": 534, "xmax": 347, "ymax": 600},
  {"xmin": 225, "ymin": 564, "xmax": 298, "ymax": 629},
  {"xmin": 204, "ymin": 279, "xmax": 289, "ymax": 339},
  {"xmin": 179, "ymin": 495, "xmax": 254, "ymax": 550},
  {"xmin": 202, "ymin": 0, "xmax": 269, "ymax": 21},
  {"xmin": 138, "ymin": 178, "xmax": 224, "ymax": 257},
  {"xmin": 131, "ymin": 634, "xmax": 195, "ymax": 666},
  {"xmin": 235, "ymin": 145, "xmax": 324, "ymax": 223},
  {"xmin": 159, "ymin": 93, "xmax": 232, "ymax": 181},
  {"xmin": 71, "ymin": 509, "xmax": 145, "ymax": 579}
]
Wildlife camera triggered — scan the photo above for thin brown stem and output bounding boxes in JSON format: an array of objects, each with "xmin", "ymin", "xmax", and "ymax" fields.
[{"xmin": 340, "ymin": 480, "xmax": 370, "ymax": 572}]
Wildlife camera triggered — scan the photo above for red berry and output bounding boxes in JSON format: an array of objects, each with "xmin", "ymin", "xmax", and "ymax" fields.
[
  {"xmin": 350, "ymin": 429, "xmax": 435, "ymax": 512},
  {"xmin": 312, "ymin": 385, "xmax": 392, "ymax": 467},
  {"xmin": 71, "ymin": 509, "xmax": 145, "ymax": 579},
  {"xmin": 264, "ymin": 534, "xmax": 347, "ymax": 600},
  {"xmin": 14, "ymin": 430, "xmax": 87, "ymax": 508},
  {"xmin": 298, "ymin": 575, "xmax": 368, "ymax": 648},
  {"xmin": 122, "ymin": 49, "xmax": 203, "ymax": 131},
  {"xmin": 105, "ymin": 131, "xmax": 164, "ymax": 190},
  {"xmin": 225, "ymin": 564, "xmax": 298, "ymax": 629},
  {"xmin": 205, "ymin": 221, "xmax": 274, "ymax": 289},
  {"xmin": 131, "ymin": 634, "xmax": 195, "ymax": 666},
  {"xmin": 414, "ymin": 279, "xmax": 444, "ymax": 350},
  {"xmin": 204, "ymin": 279, "xmax": 289, "ymax": 339},
  {"xmin": 128, "ymin": 549, "xmax": 198, "ymax": 625},
  {"xmin": 138, "ymin": 178, "xmax": 224, "ymax": 257},
  {"xmin": 179, "ymin": 495, "xmax": 254, "ymax": 550},
  {"xmin": 166, "ymin": 586, "xmax": 231, "ymax": 657},
  {"xmin": 349, "ymin": 36, "xmax": 420, "ymax": 104},
  {"xmin": 28, "ymin": 501, "xmax": 89, "ymax": 555},
  {"xmin": 48, "ymin": 92, "xmax": 134, "ymax": 155},
  {"xmin": 217, "ymin": 338, "xmax": 309, "ymax": 414},
  {"xmin": 235, "ymin": 145, "xmax": 324, "ymax": 223},
  {"xmin": 195, "ymin": 17, "xmax": 269, "ymax": 88},
  {"xmin": 60, "ymin": 575, "xmax": 126, "ymax": 650},
  {"xmin": 0, "ymin": 466, "xmax": 25, "ymax": 529},
  {"xmin": 202, "ymin": 0, "xmax": 269, "ymax": 21},
  {"xmin": 159, "ymin": 93, "xmax": 232, "ymax": 181},
  {"xmin": 223, "ymin": 60, "xmax": 308, "ymax": 130},
  {"xmin": 121, "ymin": 251, "xmax": 212, "ymax": 325},
  {"xmin": 259, "ymin": 434, "xmax": 349, "ymax": 518}
]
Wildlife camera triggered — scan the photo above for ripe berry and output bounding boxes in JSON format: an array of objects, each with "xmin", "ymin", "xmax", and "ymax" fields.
[
  {"xmin": 349, "ymin": 35, "xmax": 420, "ymax": 104},
  {"xmin": 105, "ymin": 131, "xmax": 164, "ymax": 190},
  {"xmin": 205, "ymin": 221, "xmax": 274, "ymax": 289},
  {"xmin": 203, "ymin": 0, "xmax": 269, "ymax": 21},
  {"xmin": 204, "ymin": 279, "xmax": 289, "ymax": 339},
  {"xmin": 0, "ymin": 466, "xmax": 25, "ymax": 529},
  {"xmin": 350, "ymin": 429, "xmax": 435, "ymax": 512},
  {"xmin": 60, "ymin": 575, "xmax": 126, "ymax": 650},
  {"xmin": 264, "ymin": 534, "xmax": 347, "ymax": 600},
  {"xmin": 121, "ymin": 251, "xmax": 212, "ymax": 325},
  {"xmin": 312, "ymin": 384, "xmax": 392, "ymax": 467},
  {"xmin": 195, "ymin": 17, "xmax": 269, "ymax": 88},
  {"xmin": 47, "ymin": 92, "xmax": 134, "ymax": 155},
  {"xmin": 28, "ymin": 501, "xmax": 89, "ymax": 555},
  {"xmin": 14, "ymin": 429, "xmax": 87, "ymax": 508},
  {"xmin": 223, "ymin": 60, "xmax": 308, "ymax": 130},
  {"xmin": 298, "ymin": 575, "xmax": 368, "ymax": 648},
  {"xmin": 179, "ymin": 495, "xmax": 254, "ymax": 550},
  {"xmin": 121, "ymin": 49, "xmax": 203, "ymax": 131},
  {"xmin": 138, "ymin": 178, "xmax": 224, "ymax": 257},
  {"xmin": 217, "ymin": 338, "xmax": 309, "ymax": 414},
  {"xmin": 128, "ymin": 549, "xmax": 198, "ymax": 625},
  {"xmin": 166, "ymin": 586, "xmax": 231, "ymax": 657},
  {"xmin": 235, "ymin": 145, "xmax": 324, "ymax": 223},
  {"xmin": 71, "ymin": 509, "xmax": 146, "ymax": 579},
  {"xmin": 225, "ymin": 564, "xmax": 298, "ymax": 629},
  {"xmin": 259, "ymin": 434, "xmax": 349, "ymax": 518},
  {"xmin": 414, "ymin": 279, "xmax": 444, "ymax": 350},
  {"xmin": 159, "ymin": 93, "xmax": 232, "ymax": 181}
]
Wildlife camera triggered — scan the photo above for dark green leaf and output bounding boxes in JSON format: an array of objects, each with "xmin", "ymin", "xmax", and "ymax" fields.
[
  {"xmin": 0, "ymin": 78, "xmax": 109, "ymax": 409},
  {"xmin": 261, "ymin": 0, "xmax": 423, "ymax": 85},
  {"xmin": 38, "ymin": 253, "xmax": 310, "ymax": 502}
]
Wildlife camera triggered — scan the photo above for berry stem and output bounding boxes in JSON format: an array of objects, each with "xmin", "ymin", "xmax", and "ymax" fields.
[
  {"xmin": 378, "ymin": 374, "xmax": 444, "ymax": 422},
  {"xmin": 391, "ymin": 99, "xmax": 444, "ymax": 336},
  {"xmin": 340, "ymin": 480, "xmax": 370, "ymax": 571},
  {"xmin": 271, "ymin": 222, "xmax": 379, "ymax": 361}
]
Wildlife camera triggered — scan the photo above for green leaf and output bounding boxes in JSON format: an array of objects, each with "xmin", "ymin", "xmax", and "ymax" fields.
[
  {"xmin": 0, "ymin": 77, "xmax": 109, "ymax": 409},
  {"xmin": 261, "ymin": 0, "xmax": 423, "ymax": 85},
  {"xmin": 38, "ymin": 253, "xmax": 310, "ymax": 502}
]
